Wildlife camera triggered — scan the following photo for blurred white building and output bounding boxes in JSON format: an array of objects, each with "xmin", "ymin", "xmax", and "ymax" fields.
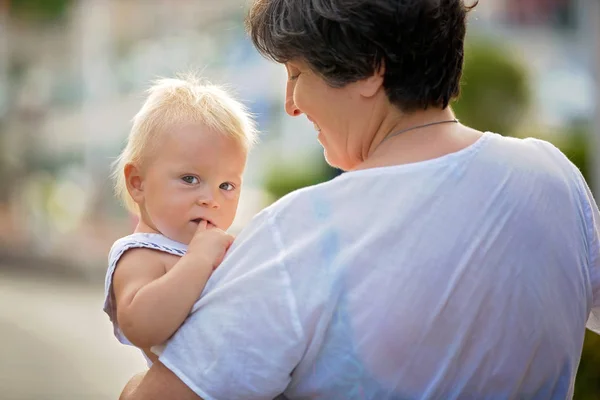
[
  {"xmin": 0, "ymin": 0, "xmax": 596, "ymax": 273},
  {"xmin": 1, "ymin": 0, "xmax": 288, "ymax": 272}
]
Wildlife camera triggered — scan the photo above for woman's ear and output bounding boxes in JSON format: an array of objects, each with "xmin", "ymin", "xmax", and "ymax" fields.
[
  {"xmin": 358, "ymin": 62, "xmax": 385, "ymax": 98},
  {"xmin": 124, "ymin": 163, "xmax": 145, "ymax": 205}
]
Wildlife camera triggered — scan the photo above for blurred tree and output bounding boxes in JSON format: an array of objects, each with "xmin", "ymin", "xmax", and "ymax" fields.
[
  {"xmin": 576, "ymin": 330, "xmax": 600, "ymax": 400},
  {"xmin": 556, "ymin": 122, "xmax": 590, "ymax": 184},
  {"xmin": 453, "ymin": 39, "xmax": 531, "ymax": 136},
  {"xmin": 264, "ymin": 155, "xmax": 340, "ymax": 201},
  {"xmin": 9, "ymin": 0, "xmax": 71, "ymax": 22}
]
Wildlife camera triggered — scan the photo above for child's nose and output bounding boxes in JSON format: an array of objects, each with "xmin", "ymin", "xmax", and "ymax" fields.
[{"xmin": 197, "ymin": 190, "xmax": 219, "ymax": 209}]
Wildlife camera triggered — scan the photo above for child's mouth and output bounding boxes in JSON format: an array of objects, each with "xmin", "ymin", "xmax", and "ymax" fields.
[{"xmin": 192, "ymin": 218, "xmax": 214, "ymax": 227}]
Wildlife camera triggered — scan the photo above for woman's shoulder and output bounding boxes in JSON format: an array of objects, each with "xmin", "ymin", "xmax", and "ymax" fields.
[
  {"xmin": 257, "ymin": 176, "xmax": 346, "ymax": 220},
  {"xmin": 482, "ymin": 133, "xmax": 582, "ymax": 179},
  {"xmin": 250, "ymin": 132, "xmax": 585, "ymax": 231}
]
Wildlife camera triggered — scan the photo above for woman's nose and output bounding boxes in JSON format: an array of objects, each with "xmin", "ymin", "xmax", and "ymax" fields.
[{"xmin": 285, "ymin": 80, "xmax": 302, "ymax": 117}]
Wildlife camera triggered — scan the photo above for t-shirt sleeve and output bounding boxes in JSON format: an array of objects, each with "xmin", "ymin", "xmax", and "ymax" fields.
[
  {"xmin": 576, "ymin": 172, "xmax": 600, "ymax": 334},
  {"xmin": 533, "ymin": 138, "xmax": 600, "ymax": 334},
  {"xmin": 158, "ymin": 210, "xmax": 306, "ymax": 400}
]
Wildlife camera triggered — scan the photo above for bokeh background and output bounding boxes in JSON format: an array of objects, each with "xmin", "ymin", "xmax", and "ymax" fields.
[{"xmin": 0, "ymin": 0, "xmax": 599, "ymax": 398}]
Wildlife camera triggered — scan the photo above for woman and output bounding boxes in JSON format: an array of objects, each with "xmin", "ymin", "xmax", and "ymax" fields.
[{"xmin": 120, "ymin": 1, "xmax": 600, "ymax": 399}]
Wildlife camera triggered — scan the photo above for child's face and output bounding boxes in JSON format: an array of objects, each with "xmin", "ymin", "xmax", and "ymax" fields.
[{"xmin": 136, "ymin": 124, "xmax": 247, "ymax": 244}]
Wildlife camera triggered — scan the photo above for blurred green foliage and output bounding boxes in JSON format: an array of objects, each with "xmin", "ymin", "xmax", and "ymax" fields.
[
  {"xmin": 9, "ymin": 0, "xmax": 71, "ymax": 22},
  {"xmin": 454, "ymin": 39, "xmax": 530, "ymax": 136},
  {"xmin": 264, "ymin": 156, "xmax": 340, "ymax": 200},
  {"xmin": 576, "ymin": 331, "xmax": 600, "ymax": 399},
  {"xmin": 555, "ymin": 123, "xmax": 590, "ymax": 184}
]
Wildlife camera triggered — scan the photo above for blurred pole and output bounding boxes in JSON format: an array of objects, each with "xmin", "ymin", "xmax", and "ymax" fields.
[
  {"xmin": 582, "ymin": 0, "xmax": 600, "ymax": 197},
  {"xmin": 0, "ymin": 0, "xmax": 9, "ymax": 120},
  {"xmin": 0, "ymin": 0, "xmax": 9, "ymax": 205},
  {"xmin": 78, "ymin": 0, "xmax": 115, "ymax": 174}
]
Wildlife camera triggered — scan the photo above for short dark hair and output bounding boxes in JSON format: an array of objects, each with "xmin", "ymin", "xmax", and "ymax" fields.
[{"xmin": 246, "ymin": 0, "xmax": 478, "ymax": 111}]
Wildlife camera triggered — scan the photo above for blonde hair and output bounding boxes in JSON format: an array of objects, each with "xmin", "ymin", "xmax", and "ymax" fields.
[{"xmin": 112, "ymin": 73, "xmax": 258, "ymax": 215}]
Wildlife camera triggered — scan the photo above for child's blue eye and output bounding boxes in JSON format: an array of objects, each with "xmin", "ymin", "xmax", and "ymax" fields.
[
  {"xmin": 220, "ymin": 182, "xmax": 235, "ymax": 191},
  {"xmin": 181, "ymin": 176, "xmax": 199, "ymax": 184}
]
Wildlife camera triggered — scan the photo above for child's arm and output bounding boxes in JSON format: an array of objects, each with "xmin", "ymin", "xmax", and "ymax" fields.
[
  {"xmin": 112, "ymin": 223, "xmax": 234, "ymax": 349},
  {"xmin": 112, "ymin": 248, "xmax": 213, "ymax": 348}
]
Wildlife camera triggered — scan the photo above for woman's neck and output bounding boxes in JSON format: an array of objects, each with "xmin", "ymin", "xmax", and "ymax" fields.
[{"xmin": 354, "ymin": 106, "xmax": 481, "ymax": 171}]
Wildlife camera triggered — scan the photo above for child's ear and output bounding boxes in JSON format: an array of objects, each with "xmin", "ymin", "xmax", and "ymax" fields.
[{"xmin": 124, "ymin": 163, "xmax": 145, "ymax": 205}]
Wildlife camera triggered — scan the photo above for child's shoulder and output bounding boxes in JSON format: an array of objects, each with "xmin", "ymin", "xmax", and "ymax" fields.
[{"xmin": 109, "ymin": 233, "xmax": 187, "ymax": 267}]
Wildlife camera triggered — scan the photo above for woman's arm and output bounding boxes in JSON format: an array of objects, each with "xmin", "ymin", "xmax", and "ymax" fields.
[
  {"xmin": 120, "ymin": 211, "xmax": 305, "ymax": 399},
  {"xmin": 120, "ymin": 363, "xmax": 202, "ymax": 400},
  {"xmin": 113, "ymin": 248, "xmax": 214, "ymax": 349}
]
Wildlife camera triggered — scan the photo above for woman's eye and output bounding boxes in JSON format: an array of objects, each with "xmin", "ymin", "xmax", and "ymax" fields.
[
  {"xmin": 289, "ymin": 73, "xmax": 300, "ymax": 81},
  {"xmin": 219, "ymin": 182, "xmax": 235, "ymax": 191},
  {"xmin": 181, "ymin": 176, "xmax": 199, "ymax": 184}
]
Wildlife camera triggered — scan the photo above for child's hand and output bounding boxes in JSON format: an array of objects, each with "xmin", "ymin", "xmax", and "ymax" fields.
[{"xmin": 186, "ymin": 220, "xmax": 235, "ymax": 270}]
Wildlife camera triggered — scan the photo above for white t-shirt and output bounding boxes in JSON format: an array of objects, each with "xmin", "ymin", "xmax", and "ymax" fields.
[{"xmin": 159, "ymin": 132, "xmax": 600, "ymax": 400}]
